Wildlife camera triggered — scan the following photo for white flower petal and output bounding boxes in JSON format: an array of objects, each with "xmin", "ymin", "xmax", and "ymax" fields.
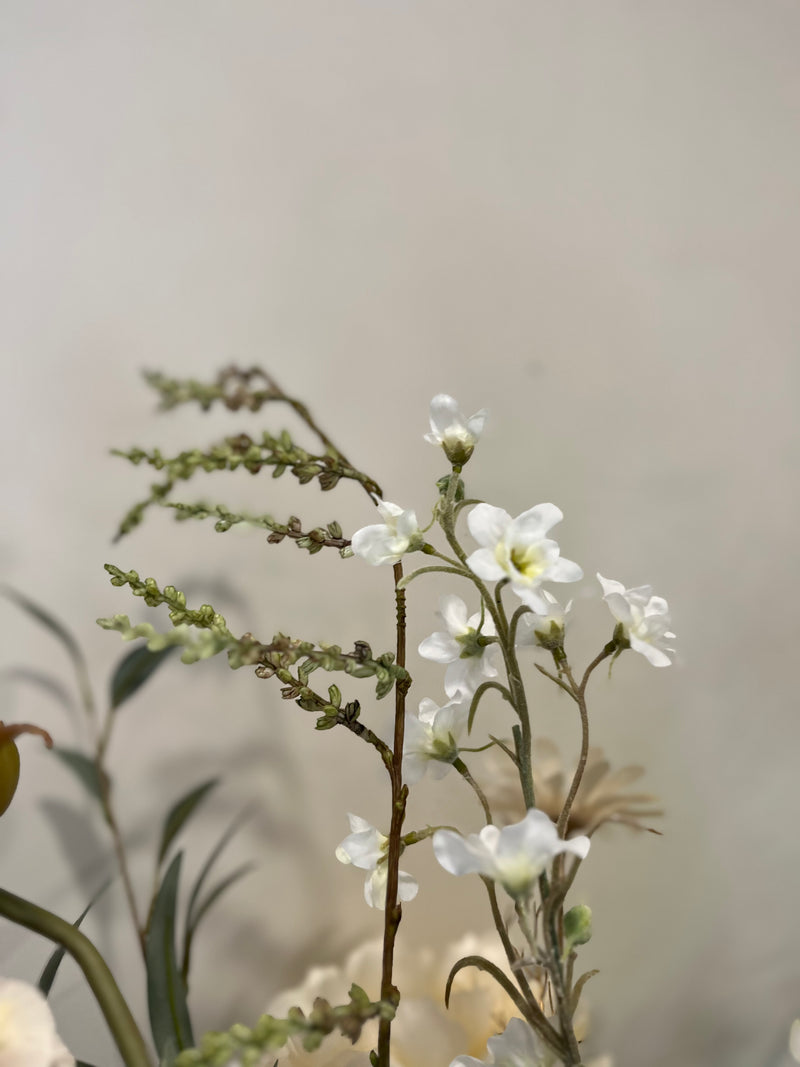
[
  {"xmin": 0, "ymin": 979, "xmax": 75, "ymax": 1067},
  {"xmin": 397, "ymin": 870, "xmax": 419, "ymax": 903},
  {"xmin": 439, "ymin": 594, "xmax": 470, "ymax": 635},
  {"xmin": 428, "ymin": 394, "xmax": 462, "ymax": 437},
  {"xmin": 508, "ymin": 503, "xmax": 563, "ymax": 541},
  {"xmin": 351, "ymin": 524, "xmax": 399, "ymax": 566},
  {"xmin": 466, "ymin": 548, "xmax": 508, "ymax": 581},
  {"xmin": 629, "ymin": 635, "xmax": 672, "ymax": 667},
  {"xmin": 418, "ymin": 631, "xmax": 460, "ymax": 664},
  {"xmin": 546, "ymin": 556, "xmax": 583, "ymax": 583},
  {"xmin": 596, "ymin": 573, "xmax": 625, "ymax": 597},
  {"xmin": 467, "ymin": 504, "xmax": 512, "ymax": 548},
  {"xmin": 433, "ymin": 830, "xmax": 487, "ymax": 877}
]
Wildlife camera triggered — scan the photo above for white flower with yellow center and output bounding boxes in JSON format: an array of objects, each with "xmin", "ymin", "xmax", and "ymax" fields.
[
  {"xmin": 425, "ymin": 394, "xmax": 488, "ymax": 466},
  {"xmin": 0, "ymin": 979, "xmax": 75, "ymax": 1067},
  {"xmin": 402, "ymin": 697, "xmax": 470, "ymax": 784},
  {"xmin": 335, "ymin": 814, "xmax": 418, "ymax": 909},
  {"xmin": 418, "ymin": 595, "xmax": 498, "ymax": 698},
  {"xmin": 433, "ymin": 809, "xmax": 590, "ymax": 899},
  {"xmin": 351, "ymin": 501, "xmax": 423, "ymax": 567},
  {"xmin": 466, "ymin": 504, "xmax": 582, "ymax": 613},
  {"xmin": 597, "ymin": 574, "xmax": 675, "ymax": 667}
]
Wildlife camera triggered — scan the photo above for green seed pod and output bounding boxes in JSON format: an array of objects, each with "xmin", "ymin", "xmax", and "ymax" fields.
[
  {"xmin": 0, "ymin": 721, "xmax": 54, "ymax": 818},
  {"xmin": 0, "ymin": 738, "xmax": 21, "ymax": 817}
]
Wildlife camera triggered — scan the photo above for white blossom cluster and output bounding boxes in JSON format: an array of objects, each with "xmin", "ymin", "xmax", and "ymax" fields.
[{"xmin": 337, "ymin": 394, "xmax": 676, "ymax": 915}]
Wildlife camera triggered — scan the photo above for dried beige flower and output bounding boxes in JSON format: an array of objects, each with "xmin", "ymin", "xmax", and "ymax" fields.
[{"xmin": 484, "ymin": 739, "xmax": 662, "ymax": 837}]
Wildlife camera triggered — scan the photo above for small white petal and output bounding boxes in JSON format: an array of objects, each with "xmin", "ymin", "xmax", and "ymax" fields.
[
  {"xmin": 439, "ymin": 594, "xmax": 470, "ymax": 635},
  {"xmin": 397, "ymin": 870, "xmax": 419, "ymax": 902},
  {"xmin": 466, "ymin": 548, "xmax": 508, "ymax": 581},
  {"xmin": 467, "ymin": 504, "xmax": 512, "ymax": 547},
  {"xmin": 629, "ymin": 635, "xmax": 672, "ymax": 667},
  {"xmin": 508, "ymin": 503, "xmax": 564, "ymax": 541},
  {"xmin": 418, "ymin": 631, "xmax": 460, "ymax": 664},
  {"xmin": 546, "ymin": 556, "xmax": 584, "ymax": 583},
  {"xmin": 432, "ymin": 829, "xmax": 486, "ymax": 877},
  {"xmin": 428, "ymin": 394, "xmax": 461, "ymax": 437}
]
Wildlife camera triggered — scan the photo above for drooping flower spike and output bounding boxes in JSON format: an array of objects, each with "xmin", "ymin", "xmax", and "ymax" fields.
[
  {"xmin": 418, "ymin": 594, "xmax": 498, "ymax": 698},
  {"xmin": 424, "ymin": 394, "xmax": 487, "ymax": 466},
  {"xmin": 466, "ymin": 503, "xmax": 583, "ymax": 613},
  {"xmin": 597, "ymin": 573, "xmax": 675, "ymax": 667},
  {"xmin": 335, "ymin": 814, "xmax": 418, "ymax": 909}
]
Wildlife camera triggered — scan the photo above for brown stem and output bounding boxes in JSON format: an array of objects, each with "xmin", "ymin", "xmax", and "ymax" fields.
[{"xmin": 376, "ymin": 562, "xmax": 410, "ymax": 1067}]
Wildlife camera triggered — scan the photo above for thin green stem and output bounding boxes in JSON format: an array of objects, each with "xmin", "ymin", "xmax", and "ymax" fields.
[
  {"xmin": 0, "ymin": 889, "xmax": 153, "ymax": 1067},
  {"xmin": 452, "ymin": 757, "xmax": 493, "ymax": 823}
]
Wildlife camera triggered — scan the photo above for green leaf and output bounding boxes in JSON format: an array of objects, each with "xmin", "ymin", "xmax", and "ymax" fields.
[
  {"xmin": 0, "ymin": 584, "xmax": 84, "ymax": 666},
  {"xmin": 38, "ymin": 880, "xmax": 111, "ymax": 997},
  {"xmin": 52, "ymin": 747, "xmax": 106, "ymax": 804},
  {"xmin": 146, "ymin": 852, "xmax": 194, "ymax": 1059},
  {"xmin": 110, "ymin": 643, "xmax": 178, "ymax": 710},
  {"xmin": 157, "ymin": 779, "xmax": 218, "ymax": 866},
  {"xmin": 182, "ymin": 862, "xmax": 255, "ymax": 985},
  {"xmin": 182, "ymin": 809, "xmax": 249, "ymax": 971}
]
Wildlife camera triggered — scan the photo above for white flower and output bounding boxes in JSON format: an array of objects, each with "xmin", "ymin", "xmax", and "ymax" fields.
[
  {"xmin": 268, "ymin": 932, "xmax": 525, "ymax": 1067},
  {"xmin": 418, "ymin": 595, "xmax": 498, "ymax": 698},
  {"xmin": 514, "ymin": 591, "xmax": 572, "ymax": 651},
  {"xmin": 351, "ymin": 501, "xmax": 423, "ymax": 566},
  {"xmin": 451, "ymin": 1017, "xmax": 612, "ymax": 1067},
  {"xmin": 0, "ymin": 979, "xmax": 75, "ymax": 1067},
  {"xmin": 597, "ymin": 574, "xmax": 675, "ymax": 668},
  {"xmin": 403, "ymin": 697, "xmax": 470, "ymax": 784},
  {"xmin": 424, "ymin": 394, "xmax": 487, "ymax": 465},
  {"xmin": 335, "ymin": 814, "xmax": 418, "ymax": 909},
  {"xmin": 451, "ymin": 1016, "xmax": 550, "ymax": 1067},
  {"xmin": 466, "ymin": 504, "xmax": 582, "ymax": 613},
  {"xmin": 790, "ymin": 1019, "xmax": 800, "ymax": 1063},
  {"xmin": 433, "ymin": 809, "xmax": 590, "ymax": 898}
]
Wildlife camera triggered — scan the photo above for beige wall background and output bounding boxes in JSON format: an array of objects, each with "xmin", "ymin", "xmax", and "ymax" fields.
[{"xmin": 2, "ymin": 3, "xmax": 799, "ymax": 1065}]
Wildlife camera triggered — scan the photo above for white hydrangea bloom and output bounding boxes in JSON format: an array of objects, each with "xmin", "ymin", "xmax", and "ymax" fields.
[
  {"xmin": 351, "ymin": 501, "xmax": 422, "ymax": 566},
  {"xmin": 597, "ymin": 574, "xmax": 675, "ymax": 668},
  {"xmin": 466, "ymin": 504, "xmax": 582, "ymax": 613},
  {"xmin": 268, "ymin": 931, "xmax": 527, "ymax": 1067},
  {"xmin": 424, "ymin": 394, "xmax": 487, "ymax": 465},
  {"xmin": 418, "ymin": 595, "xmax": 498, "ymax": 698},
  {"xmin": 0, "ymin": 979, "xmax": 75, "ymax": 1067},
  {"xmin": 433, "ymin": 809, "xmax": 590, "ymax": 899},
  {"xmin": 514, "ymin": 591, "xmax": 572, "ymax": 650},
  {"xmin": 402, "ymin": 697, "xmax": 470, "ymax": 784},
  {"xmin": 335, "ymin": 814, "xmax": 418, "ymax": 909}
]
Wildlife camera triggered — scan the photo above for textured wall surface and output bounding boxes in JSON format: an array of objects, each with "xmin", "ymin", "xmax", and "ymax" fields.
[{"xmin": 2, "ymin": 4, "xmax": 799, "ymax": 1065}]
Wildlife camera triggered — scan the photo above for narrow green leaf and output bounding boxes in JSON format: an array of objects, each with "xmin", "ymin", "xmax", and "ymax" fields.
[
  {"xmin": 0, "ymin": 584, "xmax": 84, "ymax": 666},
  {"xmin": 110, "ymin": 643, "xmax": 178, "ymax": 711},
  {"xmin": 157, "ymin": 779, "xmax": 218, "ymax": 866},
  {"xmin": 146, "ymin": 852, "xmax": 194, "ymax": 1058},
  {"xmin": 52, "ymin": 747, "xmax": 106, "ymax": 804},
  {"xmin": 181, "ymin": 863, "xmax": 255, "ymax": 986},
  {"xmin": 184, "ymin": 810, "xmax": 249, "ymax": 943},
  {"xmin": 38, "ymin": 880, "xmax": 111, "ymax": 997},
  {"xmin": 76, "ymin": 1061, "xmax": 102, "ymax": 1067}
]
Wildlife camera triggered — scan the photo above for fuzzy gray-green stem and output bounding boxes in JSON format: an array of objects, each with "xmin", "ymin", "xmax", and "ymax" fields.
[{"xmin": 0, "ymin": 888, "xmax": 152, "ymax": 1067}]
